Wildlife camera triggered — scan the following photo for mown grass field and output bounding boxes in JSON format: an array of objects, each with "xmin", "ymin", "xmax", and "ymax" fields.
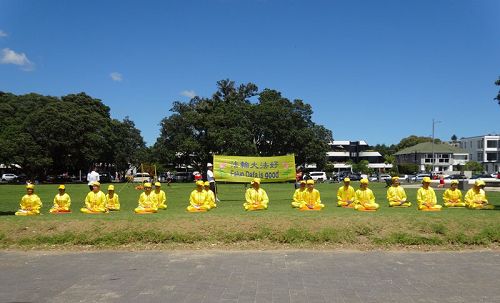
[{"xmin": 0, "ymin": 182, "xmax": 499, "ymax": 250}]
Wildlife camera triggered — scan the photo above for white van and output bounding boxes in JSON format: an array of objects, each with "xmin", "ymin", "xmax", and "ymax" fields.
[
  {"xmin": 309, "ymin": 171, "xmax": 327, "ymax": 181},
  {"xmin": 133, "ymin": 173, "xmax": 150, "ymax": 183}
]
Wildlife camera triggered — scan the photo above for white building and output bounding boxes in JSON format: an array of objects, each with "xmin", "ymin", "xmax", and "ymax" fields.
[
  {"xmin": 459, "ymin": 135, "xmax": 500, "ymax": 173},
  {"xmin": 327, "ymin": 140, "xmax": 392, "ymax": 172}
]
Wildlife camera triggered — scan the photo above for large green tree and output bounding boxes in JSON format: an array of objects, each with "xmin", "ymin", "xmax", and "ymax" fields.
[{"xmin": 495, "ymin": 77, "xmax": 500, "ymax": 105}]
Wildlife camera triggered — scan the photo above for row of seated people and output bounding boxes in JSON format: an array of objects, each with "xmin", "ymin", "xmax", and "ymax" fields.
[
  {"xmin": 14, "ymin": 177, "xmax": 494, "ymax": 216},
  {"xmin": 334, "ymin": 176, "xmax": 493, "ymax": 211}
]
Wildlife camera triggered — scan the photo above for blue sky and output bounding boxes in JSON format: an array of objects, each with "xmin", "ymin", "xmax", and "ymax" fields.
[{"xmin": 1, "ymin": 0, "xmax": 499, "ymax": 146}]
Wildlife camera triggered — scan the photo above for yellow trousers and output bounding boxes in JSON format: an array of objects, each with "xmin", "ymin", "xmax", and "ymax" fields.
[
  {"xmin": 157, "ymin": 204, "xmax": 167, "ymax": 210},
  {"xmin": 80, "ymin": 208, "xmax": 107, "ymax": 214},
  {"xmin": 444, "ymin": 202, "xmax": 466, "ymax": 208},
  {"xmin": 467, "ymin": 203, "xmax": 494, "ymax": 210},
  {"xmin": 389, "ymin": 201, "xmax": 412, "ymax": 207},
  {"xmin": 291, "ymin": 201, "xmax": 301, "ymax": 208},
  {"xmin": 134, "ymin": 207, "xmax": 158, "ymax": 214},
  {"xmin": 49, "ymin": 208, "xmax": 71, "ymax": 214},
  {"xmin": 355, "ymin": 203, "xmax": 379, "ymax": 211},
  {"xmin": 244, "ymin": 203, "xmax": 268, "ymax": 211},
  {"xmin": 337, "ymin": 201, "xmax": 354, "ymax": 208},
  {"xmin": 15, "ymin": 209, "xmax": 40, "ymax": 216},
  {"xmin": 187, "ymin": 205, "xmax": 209, "ymax": 212},
  {"xmin": 418, "ymin": 204, "xmax": 442, "ymax": 211},
  {"xmin": 299, "ymin": 204, "xmax": 324, "ymax": 211}
]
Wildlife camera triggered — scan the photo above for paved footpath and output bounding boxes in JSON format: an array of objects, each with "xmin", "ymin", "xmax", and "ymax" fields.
[{"xmin": 0, "ymin": 250, "xmax": 498, "ymax": 303}]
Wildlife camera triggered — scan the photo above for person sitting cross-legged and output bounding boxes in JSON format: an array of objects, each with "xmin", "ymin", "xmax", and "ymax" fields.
[
  {"xmin": 291, "ymin": 180, "xmax": 306, "ymax": 208},
  {"xmin": 15, "ymin": 184, "xmax": 42, "ymax": 216},
  {"xmin": 50, "ymin": 185, "xmax": 71, "ymax": 213},
  {"xmin": 203, "ymin": 181, "xmax": 217, "ymax": 209},
  {"xmin": 81, "ymin": 182, "xmax": 108, "ymax": 214},
  {"xmin": 154, "ymin": 182, "xmax": 167, "ymax": 210},
  {"xmin": 417, "ymin": 177, "xmax": 442, "ymax": 211},
  {"xmin": 299, "ymin": 180, "xmax": 324, "ymax": 211},
  {"xmin": 135, "ymin": 183, "xmax": 158, "ymax": 214},
  {"xmin": 244, "ymin": 178, "xmax": 269, "ymax": 211},
  {"xmin": 187, "ymin": 180, "xmax": 210, "ymax": 212},
  {"xmin": 387, "ymin": 177, "xmax": 411, "ymax": 207},
  {"xmin": 465, "ymin": 180, "xmax": 494, "ymax": 210},
  {"xmin": 353, "ymin": 179, "xmax": 379, "ymax": 211},
  {"xmin": 443, "ymin": 180, "xmax": 465, "ymax": 208},
  {"xmin": 337, "ymin": 177, "xmax": 356, "ymax": 208},
  {"xmin": 105, "ymin": 185, "xmax": 120, "ymax": 211}
]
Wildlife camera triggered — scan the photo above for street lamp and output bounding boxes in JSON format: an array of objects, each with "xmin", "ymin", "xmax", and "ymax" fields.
[{"xmin": 431, "ymin": 118, "xmax": 442, "ymax": 173}]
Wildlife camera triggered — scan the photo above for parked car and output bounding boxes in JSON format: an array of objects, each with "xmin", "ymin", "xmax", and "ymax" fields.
[
  {"xmin": 132, "ymin": 173, "xmax": 151, "ymax": 183},
  {"xmin": 99, "ymin": 172, "xmax": 113, "ymax": 183},
  {"xmin": 368, "ymin": 175, "xmax": 378, "ymax": 182},
  {"xmin": 346, "ymin": 173, "xmax": 362, "ymax": 181},
  {"xmin": 1, "ymin": 173, "xmax": 18, "ymax": 182},
  {"xmin": 444, "ymin": 174, "xmax": 467, "ymax": 180},
  {"xmin": 470, "ymin": 174, "xmax": 492, "ymax": 179},
  {"xmin": 309, "ymin": 171, "xmax": 327, "ymax": 182},
  {"xmin": 379, "ymin": 174, "xmax": 391, "ymax": 181},
  {"xmin": 415, "ymin": 173, "xmax": 431, "ymax": 181},
  {"xmin": 174, "ymin": 172, "xmax": 193, "ymax": 183}
]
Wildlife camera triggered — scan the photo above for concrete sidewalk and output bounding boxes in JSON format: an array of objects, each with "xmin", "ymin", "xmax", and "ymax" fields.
[{"xmin": 0, "ymin": 250, "xmax": 498, "ymax": 303}]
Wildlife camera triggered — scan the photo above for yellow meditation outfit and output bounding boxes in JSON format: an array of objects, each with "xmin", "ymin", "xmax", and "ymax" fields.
[
  {"xmin": 465, "ymin": 188, "xmax": 494, "ymax": 210},
  {"xmin": 354, "ymin": 188, "xmax": 379, "ymax": 211},
  {"xmin": 81, "ymin": 191, "xmax": 108, "ymax": 213},
  {"xmin": 300, "ymin": 189, "xmax": 324, "ymax": 210},
  {"xmin": 443, "ymin": 188, "xmax": 465, "ymax": 207},
  {"xmin": 135, "ymin": 192, "xmax": 158, "ymax": 213},
  {"xmin": 416, "ymin": 187, "xmax": 442, "ymax": 211},
  {"xmin": 155, "ymin": 190, "xmax": 167, "ymax": 210},
  {"xmin": 205, "ymin": 189, "xmax": 217, "ymax": 209},
  {"xmin": 187, "ymin": 190, "xmax": 210, "ymax": 212},
  {"xmin": 292, "ymin": 188, "xmax": 306, "ymax": 208},
  {"xmin": 50, "ymin": 193, "xmax": 71, "ymax": 213},
  {"xmin": 337, "ymin": 186, "xmax": 355, "ymax": 207},
  {"xmin": 15, "ymin": 194, "xmax": 42, "ymax": 216},
  {"xmin": 244, "ymin": 188, "xmax": 269, "ymax": 210},
  {"xmin": 106, "ymin": 193, "xmax": 120, "ymax": 211},
  {"xmin": 387, "ymin": 186, "xmax": 411, "ymax": 207}
]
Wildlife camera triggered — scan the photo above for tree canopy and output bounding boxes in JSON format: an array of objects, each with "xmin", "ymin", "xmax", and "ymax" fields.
[
  {"xmin": 154, "ymin": 80, "xmax": 333, "ymax": 171},
  {"xmin": 495, "ymin": 77, "xmax": 500, "ymax": 105},
  {"xmin": 0, "ymin": 92, "xmax": 146, "ymax": 178}
]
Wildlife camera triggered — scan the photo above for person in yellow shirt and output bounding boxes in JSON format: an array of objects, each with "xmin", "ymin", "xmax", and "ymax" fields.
[
  {"xmin": 387, "ymin": 177, "xmax": 411, "ymax": 207},
  {"xmin": 135, "ymin": 183, "xmax": 158, "ymax": 214},
  {"xmin": 187, "ymin": 180, "xmax": 210, "ymax": 212},
  {"xmin": 465, "ymin": 180, "xmax": 494, "ymax": 210},
  {"xmin": 154, "ymin": 182, "xmax": 167, "ymax": 210},
  {"xmin": 204, "ymin": 181, "xmax": 217, "ymax": 209},
  {"xmin": 443, "ymin": 180, "xmax": 465, "ymax": 208},
  {"xmin": 337, "ymin": 177, "xmax": 356, "ymax": 207},
  {"xmin": 105, "ymin": 185, "xmax": 120, "ymax": 211},
  {"xmin": 417, "ymin": 177, "xmax": 442, "ymax": 211},
  {"xmin": 50, "ymin": 185, "xmax": 71, "ymax": 213},
  {"xmin": 354, "ymin": 179, "xmax": 379, "ymax": 211},
  {"xmin": 299, "ymin": 180, "xmax": 324, "ymax": 210},
  {"xmin": 291, "ymin": 180, "xmax": 306, "ymax": 208},
  {"xmin": 15, "ymin": 184, "xmax": 42, "ymax": 216},
  {"xmin": 244, "ymin": 178, "xmax": 269, "ymax": 211},
  {"xmin": 81, "ymin": 182, "xmax": 108, "ymax": 213}
]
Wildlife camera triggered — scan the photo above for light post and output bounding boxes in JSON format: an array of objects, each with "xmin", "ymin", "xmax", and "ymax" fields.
[{"xmin": 431, "ymin": 118, "xmax": 442, "ymax": 173}]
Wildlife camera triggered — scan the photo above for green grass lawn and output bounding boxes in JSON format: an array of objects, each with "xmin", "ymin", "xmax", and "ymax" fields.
[{"xmin": 0, "ymin": 182, "xmax": 499, "ymax": 249}]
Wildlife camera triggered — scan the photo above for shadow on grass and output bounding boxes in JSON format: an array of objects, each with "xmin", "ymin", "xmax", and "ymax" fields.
[{"xmin": 0, "ymin": 211, "xmax": 16, "ymax": 216}]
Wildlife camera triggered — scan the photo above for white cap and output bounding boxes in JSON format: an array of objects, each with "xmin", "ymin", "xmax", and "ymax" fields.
[{"xmin": 207, "ymin": 163, "xmax": 213, "ymax": 167}]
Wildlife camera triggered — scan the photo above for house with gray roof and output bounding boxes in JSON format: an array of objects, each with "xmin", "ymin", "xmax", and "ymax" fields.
[{"xmin": 395, "ymin": 142, "xmax": 469, "ymax": 173}]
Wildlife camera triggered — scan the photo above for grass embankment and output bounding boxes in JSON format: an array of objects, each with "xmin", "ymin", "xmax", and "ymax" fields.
[{"xmin": 0, "ymin": 182, "xmax": 498, "ymax": 249}]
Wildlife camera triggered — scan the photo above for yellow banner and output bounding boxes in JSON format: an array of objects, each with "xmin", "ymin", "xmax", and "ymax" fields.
[{"xmin": 213, "ymin": 154, "xmax": 296, "ymax": 183}]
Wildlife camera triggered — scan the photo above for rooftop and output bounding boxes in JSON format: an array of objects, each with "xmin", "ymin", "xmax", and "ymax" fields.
[{"xmin": 394, "ymin": 142, "xmax": 468, "ymax": 155}]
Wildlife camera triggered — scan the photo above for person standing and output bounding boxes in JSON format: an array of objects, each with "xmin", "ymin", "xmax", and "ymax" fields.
[
  {"xmin": 87, "ymin": 167, "xmax": 100, "ymax": 191},
  {"xmin": 207, "ymin": 163, "xmax": 218, "ymax": 202}
]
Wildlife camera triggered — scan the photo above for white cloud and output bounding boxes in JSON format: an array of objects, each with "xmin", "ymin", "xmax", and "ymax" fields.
[
  {"xmin": 0, "ymin": 30, "xmax": 7, "ymax": 37},
  {"xmin": 180, "ymin": 90, "xmax": 197, "ymax": 99},
  {"xmin": 0, "ymin": 48, "xmax": 34, "ymax": 71},
  {"xmin": 110, "ymin": 72, "xmax": 123, "ymax": 82}
]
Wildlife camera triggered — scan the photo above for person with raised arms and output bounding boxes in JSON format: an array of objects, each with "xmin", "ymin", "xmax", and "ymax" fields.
[
  {"xmin": 81, "ymin": 182, "xmax": 108, "ymax": 214},
  {"xmin": 299, "ymin": 179, "xmax": 324, "ymax": 211},
  {"xmin": 50, "ymin": 185, "xmax": 71, "ymax": 214},
  {"xmin": 417, "ymin": 177, "xmax": 442, "ymax": 211},
  {"xmin": 291, "ymin": 180, "xmax": 306, "ymax": 208},
  {"xmin": 244, "ymin": 178, "xmax": 269, "ymax": 211},
  {"xmin": 15, "ymin": 184, "xmax": 42, "ymax": 216},
  {"xmin": 353, "ymin": 179, "xmax": 379, "ymax": 211},
  {"xmin": 337, "ymin": 177, "xmax": 356, "ymax": 207},
  {"xmin": 105, "ymin": 185, "xmax": 120, "ymax": 211},
  {"xmin": 443, "ymin": 180, "xmax": 465, "ymax": 208},
  {"xmin": 387, "ymin": 177, "xmax": 411, "ymax": 207},
  {"xmin": 135, "ymin": 183, "xmax": 158, "ymax": 214},
  {"xmin": 465, "ymin": 180, "xmax": 494, "ymax": 210},
  {"xmin": 187, "ymin": 180, "xmax": 210, "ymax": 212}
]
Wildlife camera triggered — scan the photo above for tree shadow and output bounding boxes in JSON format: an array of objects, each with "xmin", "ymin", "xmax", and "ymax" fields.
[{"xmin": 0, "ymin": 211, "xmax": 16, "ymax": 216}]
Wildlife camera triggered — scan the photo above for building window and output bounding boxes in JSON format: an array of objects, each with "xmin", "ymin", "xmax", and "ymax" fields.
[
  {"xmin": 478, "ymin": 153, "xmax": 483, "ymax": 161},
  {"xmin": 487, "ymin": 140, "xmax": 498, "ymax": 148},
  {"xmin": 486, "ymin": 153, "xmax": 497, "ymax": 161}
]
